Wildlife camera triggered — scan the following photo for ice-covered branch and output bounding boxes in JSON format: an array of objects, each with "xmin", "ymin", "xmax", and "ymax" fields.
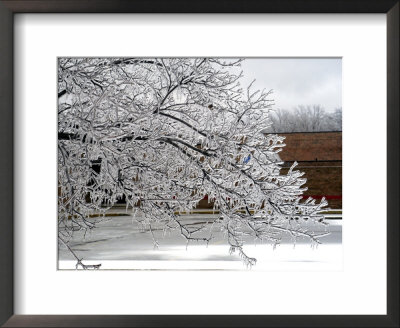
[{"xmin": 58, "ymin": 58, "xmax": 329, "ymax": 267}]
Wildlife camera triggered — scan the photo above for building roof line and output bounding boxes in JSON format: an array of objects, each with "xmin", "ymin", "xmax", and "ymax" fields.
[{"xmin": 271, "ymin": 131, "xmax": 342, "ymax": 135}]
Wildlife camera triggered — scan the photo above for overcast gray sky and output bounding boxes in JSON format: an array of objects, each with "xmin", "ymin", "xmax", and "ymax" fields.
[{"xmin": 239, "ymin": 58, "xmax": 342, "ymax": 113}]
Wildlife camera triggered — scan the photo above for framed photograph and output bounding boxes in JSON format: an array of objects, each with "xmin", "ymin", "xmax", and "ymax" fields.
[
  {"xmin": 1, "ymin": 1, "xmax": 398, "ymax": 327},
  {"xmin": 55, "ymin": 56, "xmax": 343, "ymax": 272}
]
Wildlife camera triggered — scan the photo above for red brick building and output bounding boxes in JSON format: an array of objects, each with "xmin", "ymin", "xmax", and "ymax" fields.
[
  {"xmin": 279, "ymin": 131, "xmax": 342, "ymax": 210},
  {"xmin": 197, "ymin": 131, "xmax": 342, "ymax": 211}
]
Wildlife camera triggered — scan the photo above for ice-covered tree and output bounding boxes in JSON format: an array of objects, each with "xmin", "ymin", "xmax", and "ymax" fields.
[{"xmin": 58, "ymin": 58, "xmax": 329, "ymax": 268}]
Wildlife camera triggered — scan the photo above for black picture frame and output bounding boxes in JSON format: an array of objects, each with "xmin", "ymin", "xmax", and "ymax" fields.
[{"xmin": 0, "ymin": 1, "xmax": 398, "ymax": 327}]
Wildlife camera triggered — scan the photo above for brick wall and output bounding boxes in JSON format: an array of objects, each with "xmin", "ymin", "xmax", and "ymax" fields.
[
  {"xmin": 279, "ymin": 132, "xmax": 342, "ymax": 162},
  {"xmin": 281, "ymin": 161, "xmax": 342, "ymax": 209},
  {"xmin": 197, "ymin": 131, "xmax": 343, "ymax": 210},
  {"xmin": 279, "ymin": 132, "xmax": 342, "ymax": 209}
]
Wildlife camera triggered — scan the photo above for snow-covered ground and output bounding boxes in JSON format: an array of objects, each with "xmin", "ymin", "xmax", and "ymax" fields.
[{"xmin": 58, "ymin": 214, "xmax": 342, "ymax": 271}]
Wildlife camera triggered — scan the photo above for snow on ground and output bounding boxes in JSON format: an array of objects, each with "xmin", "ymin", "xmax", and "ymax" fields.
[{"xmin": 58, "ymin": 214, "xmax": 342, "ymax": 271}]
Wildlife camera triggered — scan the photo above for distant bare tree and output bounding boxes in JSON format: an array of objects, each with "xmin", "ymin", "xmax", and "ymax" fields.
[
  {"xmin": 267, "ymin": 106, "xmax": 342, "ymax": 133},
  {"xmin": 268, "ymin": 109, "xmax": 297, "ymax": 133},
  {"xmin": 327, "ymin": 107, "xmax": 342, "ymax": 131}
]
